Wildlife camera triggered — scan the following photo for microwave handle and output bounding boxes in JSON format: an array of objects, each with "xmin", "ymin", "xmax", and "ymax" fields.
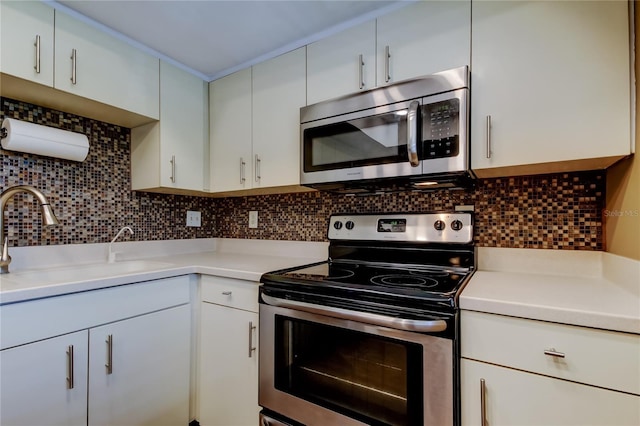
[{"xmin": 407, "ymin": 100, "xmax": 420, "ymax": 167}]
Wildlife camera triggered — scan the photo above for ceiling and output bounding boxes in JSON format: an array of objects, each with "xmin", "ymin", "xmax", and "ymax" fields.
[{"xmin": 52, "ymin": 0, "xmax": 408, "ymax": 81}]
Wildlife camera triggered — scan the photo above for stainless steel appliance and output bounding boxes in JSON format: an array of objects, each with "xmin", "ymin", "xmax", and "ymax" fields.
[
  {"xmin": 300, "ymin": 67, "xmax": 472, "ymax": 193},
  {"xmin": 259, "ymin": 212, "xmax": 475, "ymax": 426}
]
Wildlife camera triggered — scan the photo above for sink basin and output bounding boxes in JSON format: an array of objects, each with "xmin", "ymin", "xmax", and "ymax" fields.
[{"xmin": 1, "ymin": 260, "xmax": 173, "ymax": 285}]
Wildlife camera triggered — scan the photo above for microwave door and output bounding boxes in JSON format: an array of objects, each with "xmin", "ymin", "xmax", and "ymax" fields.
[{"xmin": 302, "ymin": 104, "xmax": 423, "ymax": 184}]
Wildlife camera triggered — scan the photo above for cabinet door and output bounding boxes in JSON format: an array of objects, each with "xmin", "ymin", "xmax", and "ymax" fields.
[
  {"xmin": 307, "ymin": 20, "xmax": 375, "ymax": 104},
  {"xmin": 471, "ymin": 1, "xmax": 631, "ymax": 176},
  {"xmin": 0, "ymin": 0, "xmax": 54, "ymax": 87},
  {"xmin": 131, "ymin": 61, "xmax": 208, "ymax": 192},
  {"xmin": 209, "ymin": 68, "xmax": 253, "ymax": 192},
  {"xmin": 54, "ymin": 11, "xmax": 159, "ymax": 119},
  {"xmin": 199, "ymin": 302, "xmax": 259, "ymax": 426},
  {"xmin": 376, "ymin": 1, "xmax": 470, "ymax": 86},
  {"xmin": 461, "ymin": 359, "xmax": 640, "ymax": 426},
  {"xmin": 88, "ymin": 305, "xmax": 190, "ymax": 426},
  {"xmin": 0, "ymin": 331, "xmax": 88, "ymax": 426},
  {"xmin": 159, "ymin": 60, "xmax": 207, "ymax": 190},
  {"xmin": 252, "ymin": 47, "xmax": 306, "ymax": 188}
]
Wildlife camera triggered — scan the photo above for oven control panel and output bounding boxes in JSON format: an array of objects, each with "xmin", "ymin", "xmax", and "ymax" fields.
[{"xmin": 328, "ymin": 213, "xmax": 472, "ymax": 243}]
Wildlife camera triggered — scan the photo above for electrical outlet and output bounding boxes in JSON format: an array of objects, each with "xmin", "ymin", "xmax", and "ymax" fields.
[
  {"xmin": 186, "ymin": 210, "xmax": 201, "ymax": 227},
  {"xmin": 249, "ymin": 211, "xmax": 258, "ymax": 228}
]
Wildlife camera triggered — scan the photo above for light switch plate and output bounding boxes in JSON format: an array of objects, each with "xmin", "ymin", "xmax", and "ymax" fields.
[
  {"xmin": 249, "ymin": 211, "xmax": 258, "ymax": 228},
  {"xmin": 186, "ymin": 210, "xmax": 201, "ymax": 227}
]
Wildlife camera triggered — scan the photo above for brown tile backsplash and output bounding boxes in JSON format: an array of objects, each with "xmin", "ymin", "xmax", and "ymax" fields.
[{"xmin": 1, "ymin": 97, "xmax": 604, "ymax": 250}]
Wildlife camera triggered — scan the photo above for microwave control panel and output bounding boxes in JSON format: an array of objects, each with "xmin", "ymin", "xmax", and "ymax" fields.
[{"xmin": 422, "ymin": 99, "xmax": 459, "ymax": 159}]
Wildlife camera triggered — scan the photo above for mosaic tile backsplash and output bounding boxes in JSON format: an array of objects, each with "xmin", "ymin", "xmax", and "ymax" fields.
[{"xmin": 1, "ymin": 97, "xmax": 605, "ymax": 250}]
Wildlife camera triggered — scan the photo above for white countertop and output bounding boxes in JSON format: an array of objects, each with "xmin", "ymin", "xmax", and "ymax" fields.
[
  {"xmin": 0, "ymin": 238, "xmax": 327, "ymax": 305},
  {"xmin": 460, "ymin": 247, "xmax": 640, "ymax": 334},
  {"xmin": 2, "ymin": 239, "xmax": 639, "ymax": 335}
]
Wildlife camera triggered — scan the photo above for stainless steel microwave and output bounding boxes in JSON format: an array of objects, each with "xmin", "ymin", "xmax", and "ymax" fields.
[{"xmin": 300, "ymin": 66, "xmax": 473, "ymax": 193}]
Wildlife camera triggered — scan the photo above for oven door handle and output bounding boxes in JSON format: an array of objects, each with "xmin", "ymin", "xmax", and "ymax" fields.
[{"xmin": 261, "ymin": 294, "xmax": 447, "ymax": 333}]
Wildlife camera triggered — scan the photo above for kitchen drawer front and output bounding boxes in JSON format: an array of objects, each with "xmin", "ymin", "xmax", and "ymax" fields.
[
  {"xmin": 461, "ymin": 310, "xmax": 640, "ymax": 395},
  {"xmin": 0, "ymin": 275, "xmax": 191, "ymax": 350},
  {"xmin": 201, "ymin": 276, "xmax": 258, "ymax": 312}
]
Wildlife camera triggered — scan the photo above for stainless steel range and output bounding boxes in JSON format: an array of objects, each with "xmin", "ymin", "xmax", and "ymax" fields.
[{"xmin": 259, "ymin": 212, "xmax": 475, "ymax": 426}]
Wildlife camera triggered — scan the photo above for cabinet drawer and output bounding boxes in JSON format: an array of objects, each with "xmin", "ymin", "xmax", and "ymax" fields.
[
  {"xmin": 201, "ymin": 276, "xmax": 258, "ymax": 312},
  {"xmin": 0, "ymin": 276, "xmax": 191, "ymax": 350},
  {"xmin": 461, "ymin": 310, "xmax": 640, "ymax": 395}
]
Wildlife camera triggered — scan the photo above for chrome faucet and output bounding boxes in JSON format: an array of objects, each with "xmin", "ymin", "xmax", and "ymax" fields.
[
  {"xmin": 1, "ymin": 185, "xmax": 60, "ymax": 274},
  {"xmin": 108, "ymin": 226, "xmax": 134, "ymax": 263}
]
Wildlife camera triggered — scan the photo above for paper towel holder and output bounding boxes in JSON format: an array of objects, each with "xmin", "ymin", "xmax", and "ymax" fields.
[{"xmin": 0, "ymin": 118, "xmax": 89, "ymax": 162}]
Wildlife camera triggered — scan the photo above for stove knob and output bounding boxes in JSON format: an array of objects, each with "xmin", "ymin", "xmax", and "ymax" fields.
[
  {"xmin": 333, "ymin": 221, "xmax": 343, "ymax": 230},
  {"xmin": 434, "ymin": 220, "xmax": 446, "ymax": 231},
  {"xmin": 451, "ymin": 220, "xmax": 463, "ymax": 231},
  {"xmin": 345, "ymin": 220, "xmax": 355, "ymax": 230}
]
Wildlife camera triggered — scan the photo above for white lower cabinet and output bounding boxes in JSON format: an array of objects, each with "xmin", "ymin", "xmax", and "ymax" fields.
[
  {"xmin": 461, "ymin": 359, "xmax": 640, "ymax": 426},
  {"xmin": 198, "ymin": 276, "xmax": 259, "ymax": 426},
  {"xmin": 461, "ymin": 310, "xmax": 640, "ymax": 426},
  {"xmin": 0, "ymin": 276, "xmax": 191, "ymax": 426},
  {"xmin": 0, "ymin": 331, "xmax": 89, "ymax": 426},
  {"xmin": 88, "ymin": 305, "xmax": 191, "ymax": 426}
]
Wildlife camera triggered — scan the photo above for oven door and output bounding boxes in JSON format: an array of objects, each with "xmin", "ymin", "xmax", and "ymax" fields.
[{"xmin": 259, "ymin": 301, "xmax": 454, "ymax": 426}]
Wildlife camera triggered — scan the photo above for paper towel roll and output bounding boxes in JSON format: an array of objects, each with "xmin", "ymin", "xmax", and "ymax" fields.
[{"xmin": 1, "ymin": 118, "xmax": 89, "ymax": 162}]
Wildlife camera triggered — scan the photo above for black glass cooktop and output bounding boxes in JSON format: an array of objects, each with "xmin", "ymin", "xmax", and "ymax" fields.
[{"xmin": 261, "ymin": 259, "xmax": 471, "ymax": 309}]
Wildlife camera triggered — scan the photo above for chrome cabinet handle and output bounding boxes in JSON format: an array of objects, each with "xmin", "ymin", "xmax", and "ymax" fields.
[
  {"xmin": 358, "ymin": 54, "xmax": 365, "ymax": 89},
  {"xmin": 34, "ymin": 35, "xmax": 41, "ymax": 74},
  {"xmin": 66, "ymin": 345, "xmax": 74, "ymax": 389},
  {"xmin": 70, "ymin": 49, "xmax": 77, "ymax": 85},
  {"xmin": 384, "ymin": 45, "xmax": 391, "ymax": 83},
  {"xmin": 240, "ymin": 157, "xmax": 246, "ymax": 184},
  {"xmin": 486, "ymin": 115, "xmax": 492, "ymax": 159},
  {"xmin": 407, "ymin": 101, "xmax": 420, "ymax": 167},
  {"xmin": 222, "ymin": 291, "xmax": 232, "ymax": 296},
  {"xmin": 248, "ymin": 321, "xmax": 256, "ymax": 358},
  {"xmin": 480, "ymin": 378, "xmax": 487, "ymax": 426},
  {"xmin": 105, "ymin": 334, "xmax": 113, "ymax": 375},
  {"xmin": 170, "ymin": 155, "xmax": 176, "ymax": 183},
  {"xmin": 254, "ymin": 154, "xmax": 261, "ymax": 182},
  {"xmin": 544, "ymin": 348, "xmax": 566, "ymax": 358}
]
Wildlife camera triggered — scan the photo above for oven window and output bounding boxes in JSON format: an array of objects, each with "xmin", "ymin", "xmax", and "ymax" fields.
[
  {"xmin": 303, "ymin": 111, "xmax": 410, "ymax": 172},
  {"xmin": 274, "ymin": 316, "xmax": 423, "ymax": 426}
]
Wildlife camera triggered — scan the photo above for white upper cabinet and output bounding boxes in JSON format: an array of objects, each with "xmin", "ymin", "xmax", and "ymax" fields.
[
  {"xmin": 306, "ymin": 21, "xmax": 376, "ymax": 104},
  {"xmin": 0, "ymin": 0, "xmax": 55, "ymax": 87},
  {"xmin": 54, "ymin": 12, "xmax": 160, "ymax": 119},
  {"xmin": 252, "ymin": 47, "xmax": 306, "ymax": 188},
  {"xmin": 209, "ymin": 48, "xmax": 306, "ymax": 194},
  {"xmin": 131, "ymin": 61, "xmax": 208, "ymax": 193},
  {"xmin": 376, "ymin": 0, "xmax": 470, "ymax": 86},
  {"xmin": 209, "ymin": 68, "xmax": 253, "ymax": 192},
  {"xmin": 471, "ymin": 0, "xmax": 632, "ymax": 177},
  {"xmin": 307, "ymin": 2, "xmax": 470, "ymax": 104}
]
